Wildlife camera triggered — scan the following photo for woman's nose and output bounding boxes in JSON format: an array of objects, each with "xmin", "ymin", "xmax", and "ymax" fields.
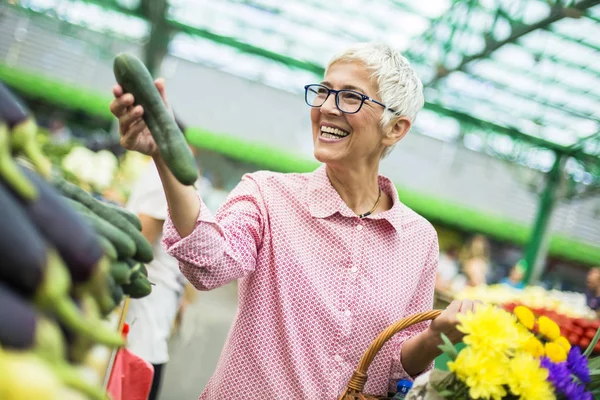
[{"xmin": 320, "ymin": 94, "xmax": 341, "ymax": 115}]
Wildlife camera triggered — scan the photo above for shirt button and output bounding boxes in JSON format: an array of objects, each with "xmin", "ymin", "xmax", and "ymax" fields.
[
  {"xmin": 350, "ymin": 266, "xmax": 358, "ymax": 273},
  {"xmin": 356, "ymin": 224, "xmax": 363, "ymax": 231},
  {"xmin": 334, "ymin": 355, "xmax": 343, "ymax": 363},
  {"xmin": 344, "ymin": 309, "xmax": 352, "ymax": 317}
]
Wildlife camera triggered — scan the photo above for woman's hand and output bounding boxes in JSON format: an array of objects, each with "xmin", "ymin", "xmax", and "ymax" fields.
[
  {"xmin": 428, "ymin": 299, "xmax": 480, "ymax": 343},
  {"xmin": 109, "ymin": 78, "xmax": 171, "ymax": 157}
]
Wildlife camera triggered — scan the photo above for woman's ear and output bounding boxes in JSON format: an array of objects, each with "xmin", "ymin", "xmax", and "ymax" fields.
[{"xmin": 382, "ymin": 116, "xmax": 411, "ymax": 147}]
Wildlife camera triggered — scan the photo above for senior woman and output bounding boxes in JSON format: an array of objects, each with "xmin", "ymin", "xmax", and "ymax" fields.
[{"xmin": 109, "ymin": 42, "xmax": 476, "ymax": 399}]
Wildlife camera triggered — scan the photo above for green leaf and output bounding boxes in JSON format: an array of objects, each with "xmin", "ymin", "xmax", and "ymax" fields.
[
  {"xmin": 584, "ymin": 326, "xmax": 600, "ymax": 357},
  {"xmin": 438, "ymin": 333, "xmax": 459, "ymax": 361}
]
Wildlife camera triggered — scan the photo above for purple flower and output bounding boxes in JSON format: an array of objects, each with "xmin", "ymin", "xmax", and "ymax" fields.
[
  {"xmin": 563, "ymin": 380, "xmax": 592, "ymax": 400},
  {"xmin": 567, "ymin": 346, "xmax": 591, "ymax": 384},
  {"xmin": 541, "ymin": 357, "xmax": 571, "ymax": 392}
]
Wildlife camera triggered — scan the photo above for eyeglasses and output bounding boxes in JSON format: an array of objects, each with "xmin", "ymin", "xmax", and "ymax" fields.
[{"xmin": 304, "ymin": 84, "xmax": 398, "ymax": 115}]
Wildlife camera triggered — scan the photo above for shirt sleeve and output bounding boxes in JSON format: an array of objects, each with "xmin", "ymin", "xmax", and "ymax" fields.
[
  {"xmin": 388, "ymin": 233, "xmax": 439, "ymax": 386},
  {"xmin": 162, "ymin": 173, "xmax": 266, "ymax": 291}
]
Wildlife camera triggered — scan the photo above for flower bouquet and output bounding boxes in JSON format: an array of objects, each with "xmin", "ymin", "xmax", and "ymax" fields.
[{"xmin": 406, "ymin": 304, "xmax": 600, "ymax": 400}]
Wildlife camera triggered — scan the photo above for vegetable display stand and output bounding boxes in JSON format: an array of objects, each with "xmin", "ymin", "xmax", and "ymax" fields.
[{"xmin": 338, "ymin": 310, "xmax": 442, "ymax": 400}]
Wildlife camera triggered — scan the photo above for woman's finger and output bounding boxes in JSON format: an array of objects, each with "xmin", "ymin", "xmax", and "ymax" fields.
[
  {"xmin": 128, "ymin": 118, "xmax": 147, "ymax": 136},
  {"xmin": 118, "ymin": 105, "xmax": 144, "ymax": 132},
  {"xmin": 110, "ymin": 93, "xmax": 135, "ymax": 118}
]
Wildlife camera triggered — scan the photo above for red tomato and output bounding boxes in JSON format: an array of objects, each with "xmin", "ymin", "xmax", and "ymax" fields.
[
  {"xmin": 568, "ymin": 334, "xmax": 580, "ymax": 345},
  {"xmin": 572, "ymin": 326, "xmax": 584, "ymax": 336},
  {"xmin": 585, "ymin": 329, "xmax": 597, "ymax": 340},
  {"xmin": 580, "ymin": 337, "xmax": 591, "ymax": 349}
]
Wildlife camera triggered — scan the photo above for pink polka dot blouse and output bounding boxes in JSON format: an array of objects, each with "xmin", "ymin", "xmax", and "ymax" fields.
[{"xmin": 163, "ymin": 164, "xmax": 438, "ymax": 399}]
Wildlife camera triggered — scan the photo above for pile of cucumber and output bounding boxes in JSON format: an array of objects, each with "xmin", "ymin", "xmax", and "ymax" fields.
[{"xmin": 0, "ymin": 82, "xmax": 153, "ymax": 400}]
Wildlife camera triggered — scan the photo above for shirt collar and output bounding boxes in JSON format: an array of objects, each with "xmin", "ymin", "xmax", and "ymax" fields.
[{"xmin": 306, "ymin": 164, "xmax": 405, "ymax": 232}]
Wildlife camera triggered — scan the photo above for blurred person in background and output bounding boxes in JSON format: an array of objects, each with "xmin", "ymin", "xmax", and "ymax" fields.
[
  {"xmin": 499, "ymin": 262, "xmax": 526, "ymax": 290},
  {"xmin": 48, "ymin": 116, "xmax": 72, "ymax": 144},
  {"xmin": 586, "ymin": 267, "xmax": 600, "ymax": 318},
  {"xmin": 124, "ymin": 117, "xmax": 208, "ymax": 400},
  {"xmin": 110, "ymin": 43, "xmax": 477, "ymax": 399},
  {"xmin": 459, "ymin": 234, "xmax": 491, "ymax": 287},
  {"xmin": 435, "ymin": 246, "xmax": 459, "ymax": 293}
]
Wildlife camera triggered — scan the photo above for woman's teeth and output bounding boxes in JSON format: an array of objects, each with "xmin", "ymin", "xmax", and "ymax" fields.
[{"xmin": 320, "ymin": 126, "xmax": 350, "ymax": 138}]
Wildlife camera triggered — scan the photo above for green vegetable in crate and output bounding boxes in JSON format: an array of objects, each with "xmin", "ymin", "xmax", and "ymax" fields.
[
  {"xmin": 11, "ymin": 166, "xmax": 104, "ymax": 283},
  {"xmin": 10, "ymin": 118, "xmax": 52, "ymax": 179},
  {"xmin": 110, "ymin": 260, "xmax": 133, "ymax": 285},
  {"xmin": 98, "ymin": 235, "xmax": 118, "ymax": 261},
  {"xmin": 121, "ymin": 270, "xmax": 152, "ymax": 299},
  {"xmin": 0, "ymin": 348, "xmax": 64, "ymax": 400},
  {"xmin": 63, "ymin": 292, "xmax": 103, "ymax": 364},
  {"xmin": 54, "ymin": 178, "xmax": 153, "ymax": 262},
  {"xmin": 105, "ymin": 202, "xmax": 142, "ymax": 231},
  {"xmin": 113, "ymin": 53, "xmax": 198, "ymax": 185},
  {"xmin": 0, "ymin": 282, "xmax": 66, "ymax": 363},
  {"xmin": 65, "ymin": 197, "xmax": 136, "ymax": 259},
  {"xmin": 0, "ymin": 122, "xmax": 37, "ymax": 200},
  {"xmin": 110, "ymin": 278, "xmax": 125, "ymax": 306},
  {"xmin": 0, "ymin": 346, "xmax": 109, "ymax": 400},
  {"xmin": 0, "ymin": 82, "xmax": 29, "ymax": 128},
  {"xmin": 74, "ymin": 257, "xmax": 117, "ymax": 317}
]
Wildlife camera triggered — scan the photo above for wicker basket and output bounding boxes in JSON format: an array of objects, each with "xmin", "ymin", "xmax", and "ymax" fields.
[{"xmin": 338, "ymin": 309, "xmax": 442, "ymax": 400}]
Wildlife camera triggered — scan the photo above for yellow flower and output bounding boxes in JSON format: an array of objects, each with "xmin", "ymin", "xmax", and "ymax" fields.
[
  {"xmin": 538, "ymin": 316, "xmax": 561, "ymax": 341},
  {"xmin": 514, "ymin": 306, "xmax": 535, "ymax": 330},
  {"xmin": 507, "ymin": 353, "xmax": 556, "ymax": 400},
  {"xmin": 449, "ymin": 347, "xmax": 508, "ymax": 400},
  {"xmin": 458, "ymin": 304, "xmax": 526, "ymax": 357},
  {"xmin": 524, "ymin": 336, "xmax": 545, "ymax": 358},
  {"xmin": 553, "ymin": 336, "xmax": 571, "ymax": 352},
  {"xmin": 545, "ymin": 342, "xmax": 568, "ymax": 363}
]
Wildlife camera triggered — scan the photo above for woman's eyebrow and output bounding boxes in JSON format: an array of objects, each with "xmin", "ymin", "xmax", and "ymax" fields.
[{"xmin": 320, "ymin": 81, "xmax": 368, "ymax": 94}]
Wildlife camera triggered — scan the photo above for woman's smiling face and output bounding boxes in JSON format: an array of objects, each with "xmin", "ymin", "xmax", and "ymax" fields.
[{"xmin": 311, "ymin": 61, "xmax": 390, "ymax": 167}]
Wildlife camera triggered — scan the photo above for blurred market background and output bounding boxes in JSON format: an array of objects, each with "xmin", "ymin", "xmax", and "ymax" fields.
[{"xmin": 1, "ymin": 0, "xmax": 599, "ymax": 398}]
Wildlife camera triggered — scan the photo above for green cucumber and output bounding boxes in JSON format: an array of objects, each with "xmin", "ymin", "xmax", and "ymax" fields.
[
  {"xmin": 113, "ymin": 53, "xmax": 198, "ymax": 186},
  {"xmin": 98, "ymin": 236, "xmax": 118, "ymax": 261},
  {"xmin": 121, "ymin": 273, "xmax": 152, "ymax": 299},
  {"xmin": 64, "ymin": 198, "xmax": 136, "ymax": 259},
  {"xmin": 110, "ymin": 261, "xmax": 132, "ymax": 285},
  {"xmin": 110, "ymin": 279, "xmax": 124, "ymax": 306},
  {"xmin": 54, "ymin": 179, "xmax": 153, "ymax": 262},
  {"xmin": 104, "ymin": 203, "xmax": 142, "ymax": 231}
]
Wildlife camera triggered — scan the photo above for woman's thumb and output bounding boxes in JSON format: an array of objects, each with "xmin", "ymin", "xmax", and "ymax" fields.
[{"xmin": 155, "ymin": 78, "xmax": 168, "ymax": 103}]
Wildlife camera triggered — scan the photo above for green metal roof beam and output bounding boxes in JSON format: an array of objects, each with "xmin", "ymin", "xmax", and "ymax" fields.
[
  {"xmin": 466, "ymin": 73, "xmax": 600, "ymax": 123},
  {"xmin": 470, "ymin": 56, "xmax": 600, "ymax": 105},
  {"xmin": 10, "ymin": 2, "xmax": 598, "ymax": 160},
  {"xmin": 547, "ymin": 27, "xmax": 600, "ymax": 53},
  {"xmin": 429, "ymin": 0, "xmax": 600, "ymax": 84}
]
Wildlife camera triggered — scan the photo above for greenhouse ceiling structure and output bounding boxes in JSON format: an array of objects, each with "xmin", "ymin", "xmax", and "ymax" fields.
[
  {"xmin": 11, "ymin": 0, "xmax": 600, "ymax": 186},
  {"xmin": 3, "ymin": 0, "xmax": 600, "ymax": 272}
]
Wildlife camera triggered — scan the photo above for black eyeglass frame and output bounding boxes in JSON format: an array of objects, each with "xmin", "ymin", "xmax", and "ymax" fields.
[{"xmin": 304, "ymin": 84, "xmax": 399, "ymax": 115}]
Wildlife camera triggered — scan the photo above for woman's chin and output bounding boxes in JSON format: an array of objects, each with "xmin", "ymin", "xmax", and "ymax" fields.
[{"xmin": 314, "ymin": 148, "xmax": 339, "ymax": 164}]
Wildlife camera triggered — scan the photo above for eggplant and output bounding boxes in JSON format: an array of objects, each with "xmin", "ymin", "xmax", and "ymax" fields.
[
  {"xmin": 11, "ymin": 118, "xmax": 52, "ymax": 178},
  {"xmin": 0, "ymin": 81, "xmax": 29, "ymax": 128},
  {"xmin": 0, "ymin": 122, "xmax": 37, "ymax": 200},
  {"xmin": 0, "ymin": 183, "xmax": 123, "ymax": 347},
  {"xmin": 0, "ymin": 178, "xmax": 46, "ymax": 295},
  {"xmin": 13, "ymin": 166, "xmax": 104, "ymax": 283},
  {"xmin": 0, "ymin": 282, "xmax": 66, "ymax": 362}
]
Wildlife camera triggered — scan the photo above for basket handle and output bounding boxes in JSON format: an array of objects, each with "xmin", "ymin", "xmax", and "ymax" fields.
[{"xmin": 342, "ymin": 309, "xmax": 442, "ymax": 396}]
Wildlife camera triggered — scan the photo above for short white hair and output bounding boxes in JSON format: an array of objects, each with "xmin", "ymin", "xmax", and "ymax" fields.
[{"xmin": 326, "ymin": 42, "xmax": 424, "ymax": 157}]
